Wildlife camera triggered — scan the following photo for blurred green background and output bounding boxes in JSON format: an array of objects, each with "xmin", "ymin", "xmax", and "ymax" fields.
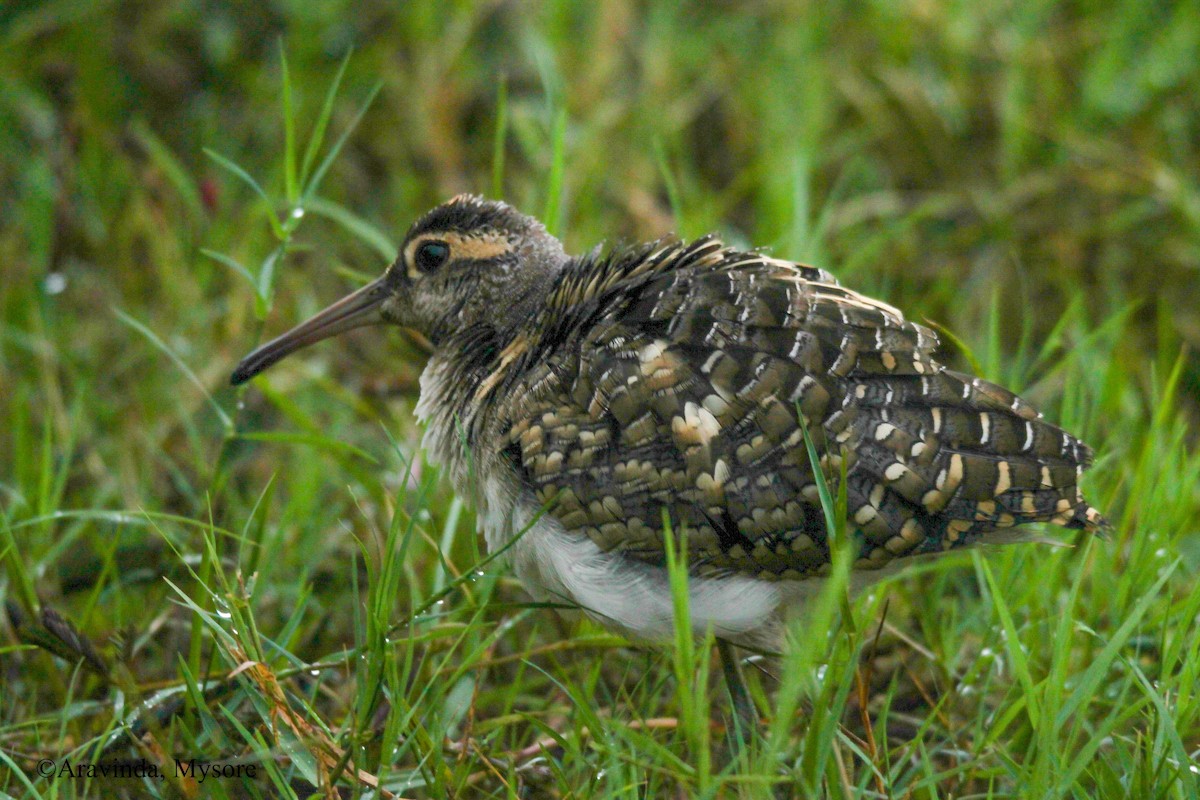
[
  {"xmin": 2, "ymin": 1, "xmax": 1199, "ymax": 797},
  {"xmin": 6, "ymin": 0, "xmax": 1199, "ymax": 354}
]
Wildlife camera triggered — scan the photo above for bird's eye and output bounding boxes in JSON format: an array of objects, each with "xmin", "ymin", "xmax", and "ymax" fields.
[{"xmin": 415, "ymin": 241, "xmax": 450, "ymax": 272}]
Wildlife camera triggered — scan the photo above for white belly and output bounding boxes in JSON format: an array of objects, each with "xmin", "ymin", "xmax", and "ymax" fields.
[{"xmin": 484, "ymin": 480, "xmax": 787, "ymax": 646}]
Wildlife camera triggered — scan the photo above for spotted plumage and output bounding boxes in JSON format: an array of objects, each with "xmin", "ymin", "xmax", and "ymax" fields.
[{"xmin": 232, "ymin": 195, "xmax": 1105, "ymax": 647}]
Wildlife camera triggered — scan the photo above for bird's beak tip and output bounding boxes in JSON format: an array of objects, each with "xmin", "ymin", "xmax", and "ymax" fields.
[{"xmin": 228, "ymin": 276, "xmax": 389, "ymax": 388}]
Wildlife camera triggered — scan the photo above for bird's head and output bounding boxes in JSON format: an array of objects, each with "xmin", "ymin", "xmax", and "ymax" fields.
[{"xmin": 230, "ymin": 195, "xmax": 567, "ymax": 385}]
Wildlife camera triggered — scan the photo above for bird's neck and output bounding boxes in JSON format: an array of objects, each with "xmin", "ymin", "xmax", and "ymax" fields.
[
  {"xmin": 413, "ymin": 320, "xmax": 534, "ymax": 487},
  {"xmin": 413, "ymin": 254, "xmax": 587, "ymax": 490}
]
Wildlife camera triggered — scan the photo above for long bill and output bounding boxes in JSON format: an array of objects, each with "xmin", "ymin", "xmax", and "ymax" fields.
[{"xmin": 230, "ymin": 276, "xmax": 389, "ymax": 385}]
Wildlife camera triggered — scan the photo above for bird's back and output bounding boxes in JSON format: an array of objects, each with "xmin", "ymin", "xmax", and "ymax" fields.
[{"xmin": 482, "ymin": 236, "xmax": 1104, "ymax": 581}]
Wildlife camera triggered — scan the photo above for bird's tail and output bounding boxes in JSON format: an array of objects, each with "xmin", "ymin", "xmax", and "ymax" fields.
[{"xmin": 844, "ymin": 369, "xmax": 1106, "ymax": 560}]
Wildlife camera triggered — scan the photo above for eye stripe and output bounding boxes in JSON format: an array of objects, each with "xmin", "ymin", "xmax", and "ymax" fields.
[{"xmin": 404, "ymin": 231, "xmax": 515, "ymax": 277}]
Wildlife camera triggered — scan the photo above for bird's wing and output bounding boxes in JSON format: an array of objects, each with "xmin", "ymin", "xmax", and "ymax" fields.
[{"xmin": 495, "ymin": 238, "xmax": 1102, "ymax": 580}]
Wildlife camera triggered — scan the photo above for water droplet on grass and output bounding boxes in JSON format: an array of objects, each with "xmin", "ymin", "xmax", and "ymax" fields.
[{"xmin": 44, "ymin": 273, "xmax": 67, "ymax": 295}]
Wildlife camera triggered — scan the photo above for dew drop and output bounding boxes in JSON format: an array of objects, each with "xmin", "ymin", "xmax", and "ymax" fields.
[{"xmin": 44, "ymin": 273, "xmax": 68, "ymax": 295}]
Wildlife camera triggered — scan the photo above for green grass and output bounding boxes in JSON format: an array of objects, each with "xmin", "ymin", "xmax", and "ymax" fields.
[{"xmin": 2, "ymin": 1, "xmax": 1199, "ymax": 797}]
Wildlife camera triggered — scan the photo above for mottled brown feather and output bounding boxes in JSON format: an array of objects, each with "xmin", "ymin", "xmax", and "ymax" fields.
[{"xmin": 474, "ymin": 236, "xmax": 1104, "ymax": 579}]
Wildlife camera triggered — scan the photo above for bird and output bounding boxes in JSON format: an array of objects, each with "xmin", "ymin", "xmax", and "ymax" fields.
[{"xmin": 231, "ymin": 194, "xmax": 1105, "ymax": 726}]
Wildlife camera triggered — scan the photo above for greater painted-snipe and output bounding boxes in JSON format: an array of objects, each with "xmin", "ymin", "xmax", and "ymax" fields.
[{"xmin": 232, "ymin": 194, "xmax": 1104, "ymax": 728}]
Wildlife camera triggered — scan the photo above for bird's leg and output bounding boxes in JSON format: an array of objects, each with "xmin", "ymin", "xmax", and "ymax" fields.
[{"xmin": 717, "ymin": 638, "xmax": 758, "ymax": 741}]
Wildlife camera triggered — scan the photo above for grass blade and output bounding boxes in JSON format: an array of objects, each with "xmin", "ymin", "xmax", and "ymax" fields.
[
  {"xmin": 301, "ymin": 80, "xmax": 381, "ymax": 203},
  {"xmin": 114, "ymin": 308, "xmax": 233, "ymax": 431},
  {"xmin": 200, "ymin": 247, "xmax": 256, "ymax": 290},
  {"xmin": 304, "ymin": 196, "xmax": 396, "ymax": 261},
  {"xmin": 491, "ymin": 74, "xmax": 508, "ymax": 199},
  {"xmin": 300, "ymin": 50, "xmax": 352, "ymax": 189},
  {"xmin": 978, "ymin": 555, "xmax": 1040, "ymax": 729},
  {"xmin": 133, "ymin": 120, "xmax": 202, "ymax": 223},
  {"xmin": 280, "ymin": 42, "xmax": 298, "ymax": 204},
  {"xmin": 204, "ymin": 147, "xmax": 284, "ymax": 240},
  {"xmin": 542, "ymin": 106, "xmax": 567, "ymax": 237}
]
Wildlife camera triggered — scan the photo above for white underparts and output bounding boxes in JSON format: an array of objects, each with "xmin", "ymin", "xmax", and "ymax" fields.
[{"xmin": 509, "ymin": 504, "xmax": 783, "ymax": 645}]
